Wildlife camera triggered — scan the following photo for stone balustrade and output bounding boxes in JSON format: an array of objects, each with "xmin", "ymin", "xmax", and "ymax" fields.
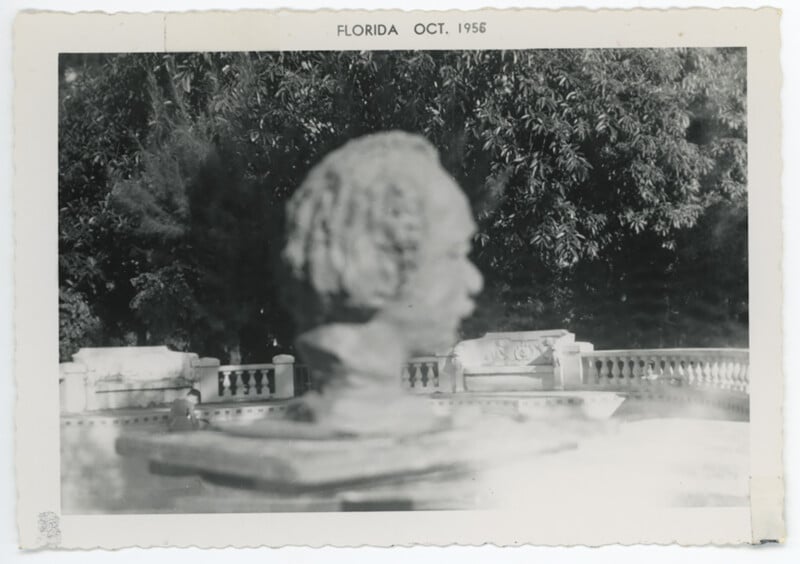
[
  {"xmin": 59, "ymin": 351, "xmax": 299, "ymax": 412},
  {"xmin": 204, "ymin": 347, "xmax": 751, "ymax": 406},
  {"xmin": 59, "ymin": 339, "xmax": 751, "ymax": 415},
  {"xmin": 401, "ymin": 355, "xmax": 459, "ymax": 393},
  {"xmin": 216, "ymin": 363, "xmax": 276, "ymax": 399},
  {"xmin": 579, "ymin": 348, "xmax": 750, "ymax": 393},
  {"xmin": 196, "ymin": 355, "xmax": 297, "ymax": 403}
]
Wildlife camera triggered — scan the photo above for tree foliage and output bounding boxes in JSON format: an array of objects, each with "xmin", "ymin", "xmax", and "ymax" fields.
[{"xmin": 58, "ymin": 48, "xmax": 747, "ymax": 360}]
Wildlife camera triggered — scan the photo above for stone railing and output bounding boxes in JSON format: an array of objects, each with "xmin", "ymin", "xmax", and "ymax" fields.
[
  {"xmin": 401, "ymin": 355, "xmax": 459, "ymax": 394},
  {"xmin": 578, "ymin": 349, "xmax": 750, "ymax": 394},
  {"xmin": 59, "ymin": 337, "xmax": 751, "ymax": 416},
  {"xmin": 194, "ymin": 355, "xmax": 297, "ymax": 404},
  {"xmin": 216, "ymin": 363, "xmax": 275, "ymax": 398}
]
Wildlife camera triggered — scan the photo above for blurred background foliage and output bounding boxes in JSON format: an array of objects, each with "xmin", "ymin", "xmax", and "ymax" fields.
[{"xmin": 58, "ymin": 49, "xmax": 747, "ymax": 362}]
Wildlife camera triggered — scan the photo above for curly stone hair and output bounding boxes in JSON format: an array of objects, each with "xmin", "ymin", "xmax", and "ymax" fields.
[{"xmin": 282, "ymin": 131, "xmax": 451, "ymax": 330}]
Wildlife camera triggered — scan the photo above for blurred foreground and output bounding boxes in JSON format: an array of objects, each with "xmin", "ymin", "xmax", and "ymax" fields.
[{"xmin": 61, "ymin": 398, "xmax": 748, "ymax": 513}]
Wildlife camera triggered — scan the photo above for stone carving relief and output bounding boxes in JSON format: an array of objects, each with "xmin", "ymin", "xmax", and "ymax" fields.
[{"xmin": 454, "ymin": 331, "xmax": 573, "ymax": 369}]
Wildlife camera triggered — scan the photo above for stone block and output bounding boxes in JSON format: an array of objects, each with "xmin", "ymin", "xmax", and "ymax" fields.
[
  {"xmin": 557, "ymin": 341, "xmax": 595, "ymax": 390},
  {"xmin": 72, "ymin": 346, "xmax": 199, "ymax": 382},
  {"xmin": 59, "ymin": 362, "xmax": 89, "ymax": 414},
  {"xmin": 192, "ymin": 357, "xmax": 222, "ymax": 404},
  {"xmin": 69, "ymin": 346, "xmax": 201, "ymax": 410}
]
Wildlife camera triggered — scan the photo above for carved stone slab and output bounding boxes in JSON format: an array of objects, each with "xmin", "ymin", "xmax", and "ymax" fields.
[
  {"xmin": 453, "ymin": 330, "xmax": 576, "ymax": 391},
  {"xmin": 454, "ymin": 330, "xmax": 575, "ymax": 368}
]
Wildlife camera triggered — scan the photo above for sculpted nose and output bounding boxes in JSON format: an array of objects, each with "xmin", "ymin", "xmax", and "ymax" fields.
[{"xmin": 465, "ymin": 260, "xmax": 484, "ymax": 296}]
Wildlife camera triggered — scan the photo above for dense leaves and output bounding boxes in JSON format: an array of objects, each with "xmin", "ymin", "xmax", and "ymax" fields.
[{"xmin": 58, "ymin": 49, "xmax": 747, "ymax": 361}]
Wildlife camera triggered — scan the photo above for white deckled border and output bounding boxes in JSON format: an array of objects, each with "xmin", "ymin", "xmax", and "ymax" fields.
[{"xmin": 13, "ymin": 8, "xmax": 782, "ymax": 548}]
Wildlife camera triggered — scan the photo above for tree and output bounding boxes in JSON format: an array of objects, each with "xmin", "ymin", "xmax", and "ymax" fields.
[
  {"xmin": 58, "ymin": 54, "xmax": 156, "ymax": 359},
  {"xmin": 58, "ymin": 48, "xmax": 748, "ymax": 359}
]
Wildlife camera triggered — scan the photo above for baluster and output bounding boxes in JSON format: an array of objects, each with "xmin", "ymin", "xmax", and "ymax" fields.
[
  {"xmin": 742, "ymin": 362, "xmax": 750, "ymax": 393},
  {"xmin": 742, "ymin": 360, "xmax": 749, "ymax": 392},
  {"xmin": 685, "ymin": 359, "xmax": 696, "ymax": 387},
  {"xmin": 675, "ymin": 359, "xmax": 685, "ymax": 386},
  {"xmin": 628, "ymin": 356, "xmax": 638, "ymax": 387},
  {"xmin": 267, "ymin": 367, "xmax": 276, "ymax": 395},
  {"xmin": 709, "ymin": 357, "xmax": 719, "ymax": 390},
  {"xmin": 620, "ymin": 356, "xmax": 631, "ymax": 383},
  {"xmin": 624, "ymin": 356, "xmax": 634, "ymax": 386},
  {"xmin": 628, "ymin": 357, "xmax": 637, "ymax": 386},
  {"xmin": 431, "ymin": 361, "xmax": 440, "ymax": 388},
  {"xmin": 658, "ymin": 356, "xmax": 668, "ymax": 383},
  {"xmin": 695, "ymin": 359, "xmax": 705, "ymax": 388},
  {"xmin": 714, "ymin": 358, "xmax": 724, "ymax": 390},
  {"xmin": 729, "ymin": 358, "xmax": 739, "ymax": 391},
  {"xmin": 230, "ymin": 370, "xmax": 240, "ymax": 396},
  {"xmin": 678, "ymin": 358, "xmax": 689, "ymax": 386},
  {"xmin": 219, "ymin": 369, "xmax": 232, "ymax": 397},
  {"xmin": 649, "ymin": 355, "xmax": 660, "ymax": 384},
  {"xmin": 737, "ymin": 360, "xmax": 747, "ymax": 392},
  {"xmin": 610, "ymin": 356, "xmax": 621, "ymax": 387},
  {"xmin": 241, "ymin": 369, "xmax": 251, "ymax": 396},
  {"xmin": 628, "ymin": 356, "xmax": 639, "ymax": 386},
  {"xmin": 420, "ymin": 363, "xmax": 429, "ymax": 388},
  {"xmin": 701, "ymin": 359, "xmax": 712, "ymax": 388},
  {"xmin": 720, "ymin": 358, "xmax": 732, "ymax": 390},
  {"xmin": 409, "ymin": 364, "xmax": 418, "ymax": 388},
  {"xmin": 254, "ymin": 369, "xmax": 264, "ymax": 395},
  {"xmin": 663, "ymin": 357, "xmax": 673, "ymax": 384},
  {"xmin": 638, "ymin": 356, "xmax": 649, "ymax": 387},
  {"xmin": 598, "ymin": 359, "xmax": 610, "ymax": 387}
]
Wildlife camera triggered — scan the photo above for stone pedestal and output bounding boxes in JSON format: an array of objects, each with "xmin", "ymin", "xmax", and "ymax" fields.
[
  {"xmin": 115, "ymin": 416, "xmax": 579, "ymax": 504},
  {"xmin": 59, "ymin": 362, "xmax": 89, "ymax": 414},
  {"xmin": 192, "ymin": 357, "xmax": 222, "ymax": 404},
  {"xmin": 272, "ymin": 354, "xmax": 296, "ymax": 399},
  {"xmin": 556, "ymin": 341, "xmax": 595, "ymax": 390}
]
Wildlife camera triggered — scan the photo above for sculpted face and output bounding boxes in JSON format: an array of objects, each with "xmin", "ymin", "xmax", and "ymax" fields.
[{"xmin": 380, "ymin": 172, "xmax": 483, "ymax": 354}]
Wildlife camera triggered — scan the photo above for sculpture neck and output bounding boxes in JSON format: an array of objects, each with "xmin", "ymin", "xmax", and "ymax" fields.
[{"xmin": 295, "ymin": 319, "xmax": 409, "ymax": 390}]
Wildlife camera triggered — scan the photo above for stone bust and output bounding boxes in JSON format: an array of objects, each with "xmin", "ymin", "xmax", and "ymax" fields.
[{"xmin": 282, "ymin": 131, "xmax": 483, "ymax": 435}]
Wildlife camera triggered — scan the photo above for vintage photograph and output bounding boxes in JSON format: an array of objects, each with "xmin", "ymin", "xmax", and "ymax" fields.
[
  {"xmin": 57, "ymin": 48, "xmax": 752, "ymax": 514},
  {"xmin": 11, "ymin": 5, "xmax": 786, "ymax": 550}
]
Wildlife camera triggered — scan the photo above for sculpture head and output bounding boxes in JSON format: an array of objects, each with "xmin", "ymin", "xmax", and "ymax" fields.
[{"xmin": 283, "ymin": 131, "xmax": 483, "ymax": 356}]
